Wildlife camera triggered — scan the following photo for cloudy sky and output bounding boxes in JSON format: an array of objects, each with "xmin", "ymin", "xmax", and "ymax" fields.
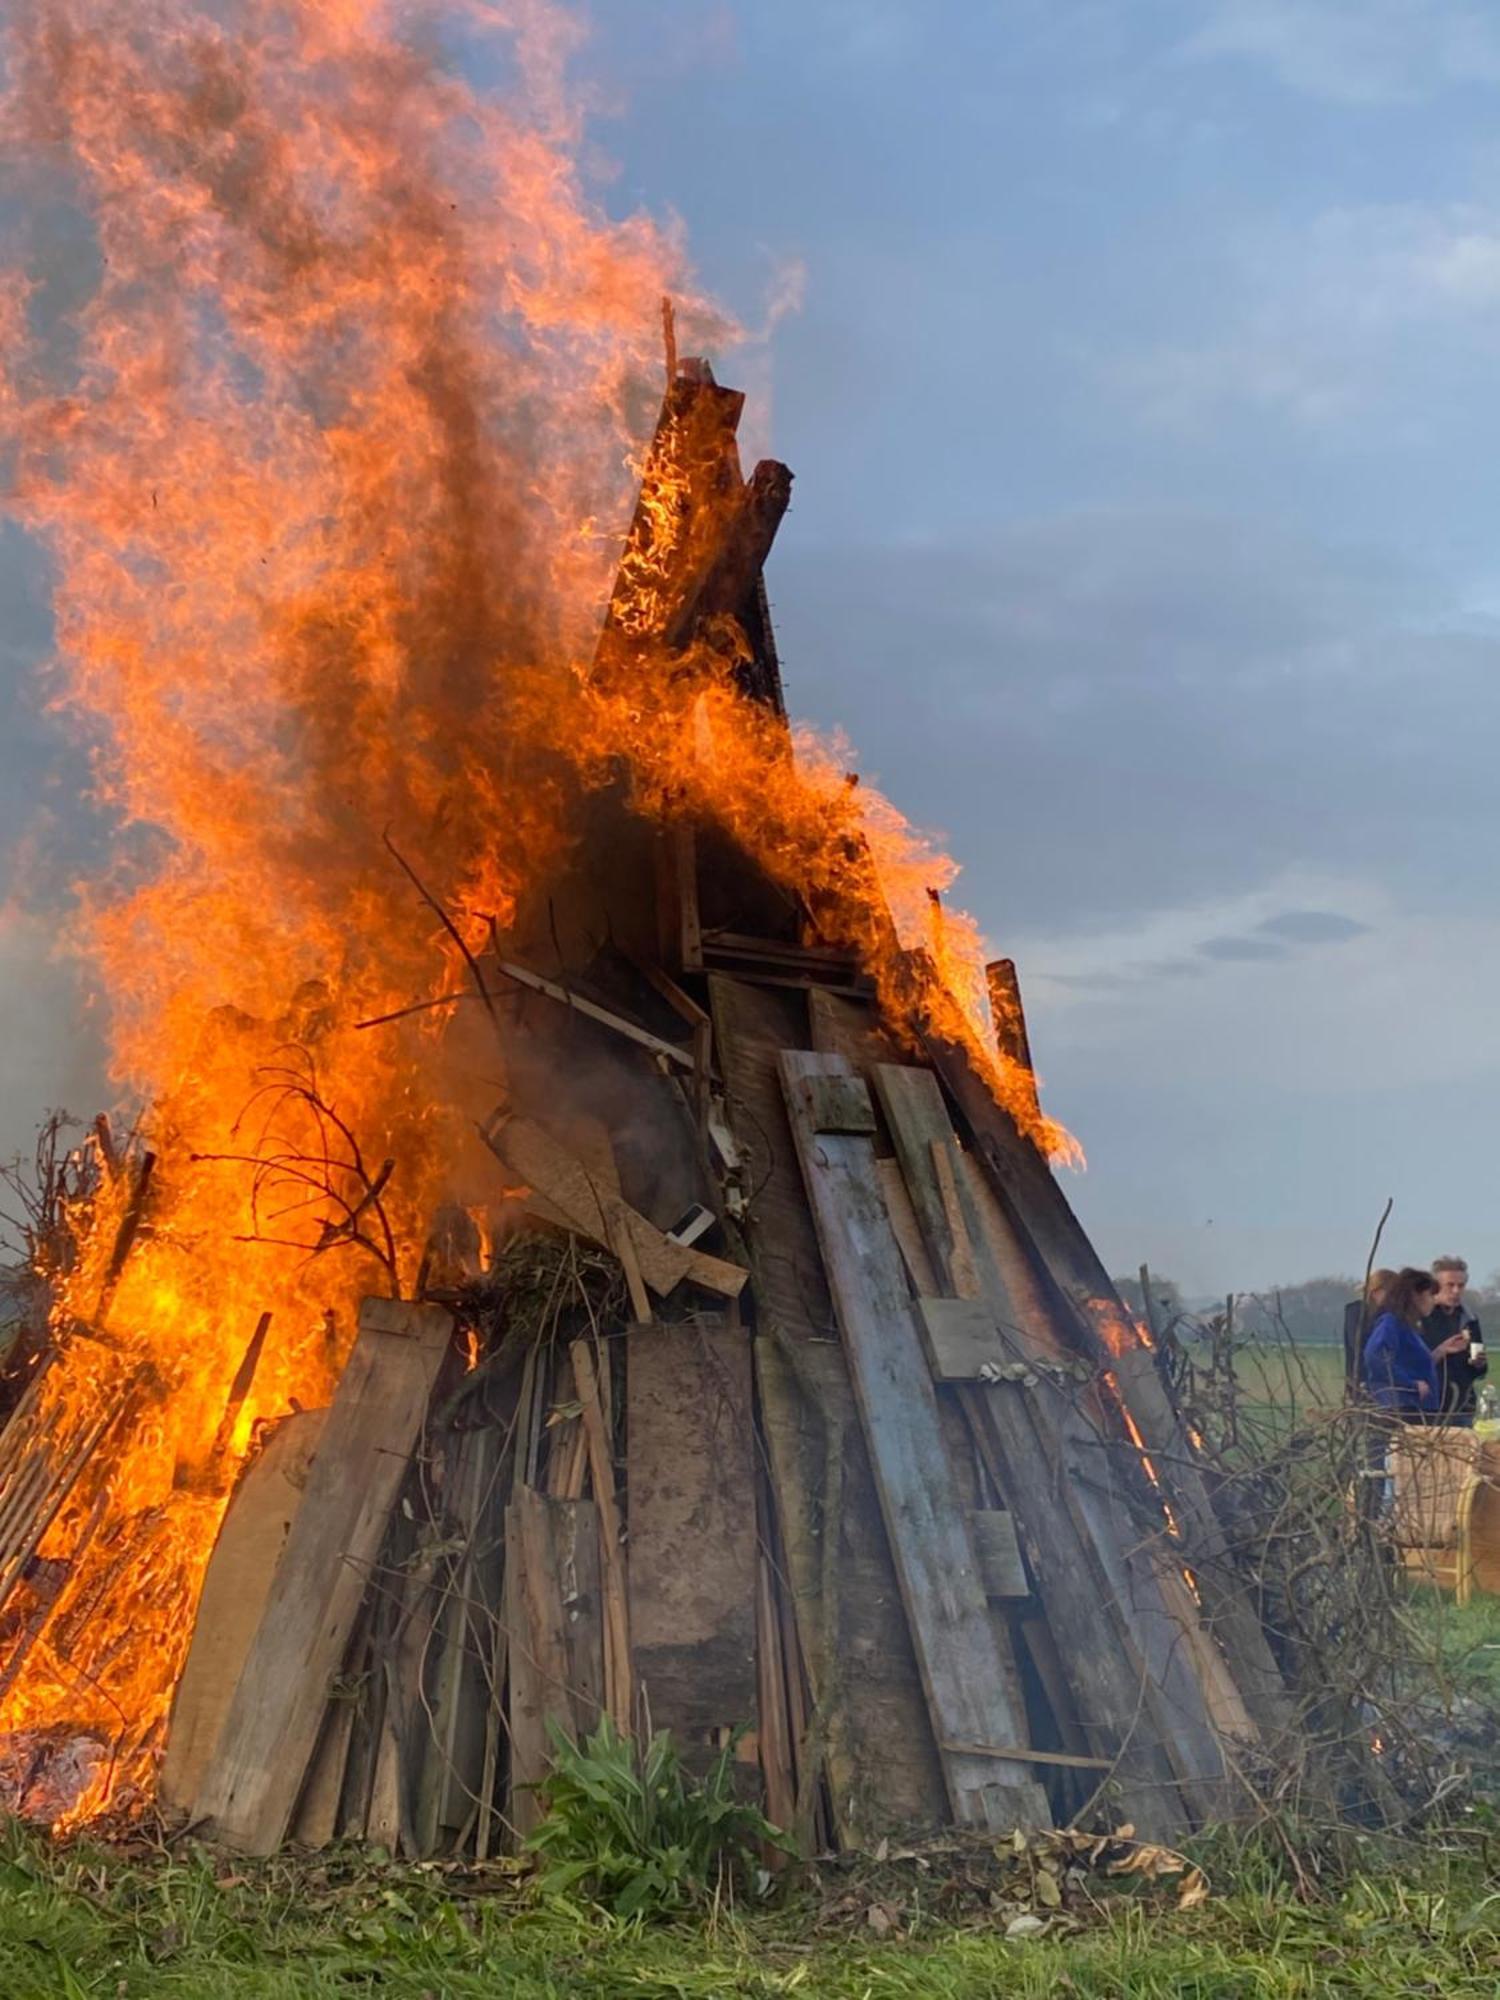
[{"xmin": 7, "ymin": 0, "xmax": 1500, "ymax": 1293}]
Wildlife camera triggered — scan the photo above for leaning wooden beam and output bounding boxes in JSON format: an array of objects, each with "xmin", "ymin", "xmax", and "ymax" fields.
[
  {"xmin": 985, "ymin": 959, "xmax": 1041, "ymax": 1128},
  {"xmin": 872, "ymin": 1061, "xmax": 1229, "ymax": 1831},
  {"xmin": 161, "ymin": 1410, "xmax": 328, "ymax": 1818},
  {"xmin": 710, "ymin": 974, "xmax": 947, "ymax": 1840},
  {"xmin": 492, "ymin": 957, "xmax": 695, "ymax": 1071},
  {"xmin": 778, "ymin": 1049, "xmax": 1048, "ymax": 1831},
  {"xmin": 922, "ymin": 1029, "xmax": 1293, "ymax": 1747},
  {"xmin": 192, "ymin": 1298, "xmax": 452, "ymax": 1855}
]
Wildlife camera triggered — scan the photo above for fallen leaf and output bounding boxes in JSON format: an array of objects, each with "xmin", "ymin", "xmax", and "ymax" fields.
[
  {"xmin": 1178, "ymin": 1869, "xmax": 1210, "ymax": 1911},
  {"xmin": 1006, "ymin": 1913, "xmax": 1047, "ymax": 1939}
]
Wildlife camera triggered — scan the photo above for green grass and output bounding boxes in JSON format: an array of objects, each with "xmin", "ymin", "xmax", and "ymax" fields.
[
  {"xmin": 1225, "ymin": 1341, "xmax": 1346, "ymax": 1416},
  {"xmin": 1405, "ymin": 1583, "xmax": 1500, "ymax": 1706},
  {"xmin": 1, "ymin": 1828, "xmax": 1498, "ymax": 1998}
]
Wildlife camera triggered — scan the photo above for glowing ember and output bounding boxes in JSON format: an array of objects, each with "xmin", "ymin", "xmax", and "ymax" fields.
[{"xmin": 0, "ymin": 0, "xmax": 1071, "ymax": 1819}]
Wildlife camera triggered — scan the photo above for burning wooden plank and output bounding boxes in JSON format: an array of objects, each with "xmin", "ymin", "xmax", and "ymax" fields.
[
  {"xmin": 190, "ymin": 1299, "xmax": 452, "ymax": 1855},
  {"xmin": 160, "ymin": 1409, "xmax": 327, "ymax": 1818}
]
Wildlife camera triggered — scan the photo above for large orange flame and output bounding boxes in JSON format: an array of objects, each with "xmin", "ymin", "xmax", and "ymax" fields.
[{"xmin": 0, "ymin": 0, "xmax": 1070, "ymax": 1818}]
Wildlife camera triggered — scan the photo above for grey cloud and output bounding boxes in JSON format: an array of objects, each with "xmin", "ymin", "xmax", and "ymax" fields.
[
  {"xmin": 773, "ymin": 515, "xmax": 1500, "ymax": 941},
  {"xmin": 1258, "ymin": 909, "xmax": 1371, "ymax": 943},
  {"xmin": 1197, "ymin": 935, "xmax": 1290, "ymax": 962},
  {"xmin": 1141, "ymin": 959, "xmax": 1209, "ymax": 980},
  {"xmin": 1046, "ymin": 970, "xmax": 1132, "ymax": 992}
]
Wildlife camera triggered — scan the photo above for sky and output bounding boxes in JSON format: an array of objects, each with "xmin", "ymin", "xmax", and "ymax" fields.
[{"xmin": 6, "ymin": 0, "xmax": 1500, "ymax": 1293}]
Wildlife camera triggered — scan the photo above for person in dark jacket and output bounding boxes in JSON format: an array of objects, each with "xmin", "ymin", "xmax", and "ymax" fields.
[
  {"xmin": 1421, "ymin": 1255, "xmax": 1489, "ymax": 1426},
  {"xmin": 1343, "ymin": 1267, "xmax": 1396, "ymax": 1396},
  {"xmin": 1363, "ymin": 1267, "xmax": 1465, "ymax": 1419}
]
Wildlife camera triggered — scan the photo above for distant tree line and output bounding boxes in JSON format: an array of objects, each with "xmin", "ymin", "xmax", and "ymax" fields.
[{"xmin": 1114, "ymin": 1269, "xmax": 1500, "ymax": 1346}]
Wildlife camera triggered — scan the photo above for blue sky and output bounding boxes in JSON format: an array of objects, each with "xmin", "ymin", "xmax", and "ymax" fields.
[{"xmin": 8, "ymin": 0, "xmax": 1500, "ymax": 1292}]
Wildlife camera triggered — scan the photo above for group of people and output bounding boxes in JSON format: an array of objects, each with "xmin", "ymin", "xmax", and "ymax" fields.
[{"xmin": 1343, "ymin": 1256, "xmax": 1490, "ymax": 1426}]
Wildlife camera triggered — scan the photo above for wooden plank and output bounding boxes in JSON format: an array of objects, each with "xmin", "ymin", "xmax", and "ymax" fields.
[
  {"xmin": 971, "ymin": 1510, "xmax": 1028, "ymax": 1600},
  {"xmin": 778, "ymin": 1049, "xmax": 1048, "ymax": 1830},
  {"xmin": 161, "ymin": 1410, "xmax": 327, "ymax": 1817},
  {"xmin": 655, "ymin": 825, "xmax": 704, "ymax": 973},
  {"xmin": 985, "ymin": 959, "xmax": 1041, "ymax": 1128},
  {"xmin": 192, "ymin": 1301, "xmax": 452, "ymax": 1854},
  {"xmin": 877, "ymin": 1158, "xmax": 938, "ymax": 1295},
  {"xmin": 709, "ymin": 974, "xmax": 946, "ymax": 1838},
  {"xmin": 505, "ymin": 1488, "xmax": 603, "ymax": 1837},
  {"xmin": 570, "ymin": 1340, "xmax": 631, "ymax": 1732},
  {"xmin": 796, "ymin": 1072, "xmax": 878, "ymax": 1136},
  {"xmin": 807, "ymin": 987, "xmax": 901, "ymax": 1073},
  {"xmin": 291, "ymin": 1679, "xmax": 357, "ymax": 1848},
  {"xmin": 926, "ymin": 1031, "xmax": 1291, "ymax": 1744},
  {"xmin": 755, "ymin": 1551, "xmax": 796, "ymax": 1846},
  {"xmin": 872, "ymin": 1063, "xmax": 1229, "ymax": 1830},
  {"xmin": 492, "ymin": 955, "xmax": 695, "ymax": 1069},
  {"xmin": 626, "ymin": 1318, "xmax": 757, "ymax": 1760},
  {"xmin": 916, "ymin": 1296, "xmax": 1008, "ymax": 1381},
  {"xmin": 483, "ymin": 1112, "xmax": 747, "ymax": 1301}
]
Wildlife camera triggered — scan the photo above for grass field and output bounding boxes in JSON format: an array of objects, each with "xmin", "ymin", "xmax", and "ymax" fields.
[
  {"xmin": 2, "ymin": 1825, "xmax": 1499, "ymax": 1999},
  {"xmin": 1225, "ymin": 1340, "xmax": 1347, "ymax": 1415}
]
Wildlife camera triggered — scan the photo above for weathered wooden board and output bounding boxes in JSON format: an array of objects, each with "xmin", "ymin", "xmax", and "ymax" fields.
[
  {"xmin": 627, "ymin": 1317, "xmax": 756, "ymax": 1756},
  {"xmin": 779, "ymin": 1048, "xmax": 1048, "ymax": 1830},
  {"xmin": 709, "ymin": 974, "xmax": 946, "ymax": 1839},
  {"xmin": 874, "ymin": 1067, "xmax": 1029, "ymax": 1345},
  {"xmin": 192, "ymin": 1299, "xmax": 452, "ymax": 1855},
  {"xmin": 872, "ymin": 1063, "xmax": 1230, "ymax": 1829},
  {"xmin": 801, "ymin": 1072, "xmax": 879, "ymax": 1135},
  {"xmin": 505, "ymin": 1486, "xmax": 603, "ymax": 1837},
  {"xmin": 290, "ymin": 1675, "xmax": 356, "ymax": 1848},
  {"xmin": 925, "ymin": 1030, "xmax": 1291, "ymax": 1744},
  {"xmin": 916, "ymin": 1296, "xmax": 1008, "ymax": 1381},
  {"xmin": 878, "ymin": 1158, "xmax": 939, "ymax": 1295},
  {"xmin": 971, "ymin": 1510, "xmax": 1028, "ymax": 1600},
  {"xmin": 807, "ymin": 988, "xmax": 902, "ymax": 1075},
  {"xmin": 161, "ymin": 1409, "xmax": 328, "ymax": 1818}
]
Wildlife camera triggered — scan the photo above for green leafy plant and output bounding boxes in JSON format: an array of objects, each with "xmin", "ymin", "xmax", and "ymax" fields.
[{"xmin": 524, "ymin": 1714, "xmax": 794, "ymax": 1919}]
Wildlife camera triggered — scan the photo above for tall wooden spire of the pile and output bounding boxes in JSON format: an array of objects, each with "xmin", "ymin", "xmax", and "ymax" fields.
[{"xmin": 151, "ymin": 359, "xmax": 1303, "ymax": 1858}]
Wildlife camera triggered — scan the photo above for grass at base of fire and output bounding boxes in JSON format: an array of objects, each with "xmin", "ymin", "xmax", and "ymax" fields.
[{"xmin": 1, "ymin": 1816, "xmax": 1499, "ymax": 1999}]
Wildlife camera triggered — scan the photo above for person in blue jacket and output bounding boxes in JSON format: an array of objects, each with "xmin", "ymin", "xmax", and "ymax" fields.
[{"xmin": 1363, "ymin": 1267, "xmax": 1467, "ymax": 1419}]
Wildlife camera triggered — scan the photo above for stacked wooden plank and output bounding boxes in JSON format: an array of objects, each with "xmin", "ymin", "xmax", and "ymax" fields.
[
  {"xmin": 108, "ymin": 359, "xmax": 1312, "ymax": 1853},
  {"xmin": 143, "ymin": 922, "xmax": 1301, "ymax": 1858}
]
